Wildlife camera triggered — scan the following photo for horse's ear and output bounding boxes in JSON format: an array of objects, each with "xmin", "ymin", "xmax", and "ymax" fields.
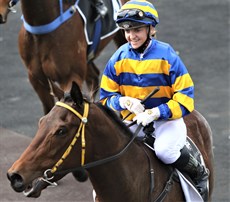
[{"xmin": 70, "ymin": 81, "xmax": 83, "ymax": 105}]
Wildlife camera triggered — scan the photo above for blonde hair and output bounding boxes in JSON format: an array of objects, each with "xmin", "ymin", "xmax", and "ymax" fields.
[{"xmin": 150, "ymin": 26, "xmax": 157, "ymax": 38}]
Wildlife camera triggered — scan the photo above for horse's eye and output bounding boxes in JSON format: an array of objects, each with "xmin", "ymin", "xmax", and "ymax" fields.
[{"xmin": 56, "ymin": 127, "xmax": 67, "ymax": 137}]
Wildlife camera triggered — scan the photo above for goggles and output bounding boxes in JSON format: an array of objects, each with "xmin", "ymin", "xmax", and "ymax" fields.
[
  {"xmin": 117, "ymin": 9, "xmax": 145, "ymax": 20},
  {"xmin": 118, "ymin": 21, "xmax": 147, "ymax": 30}
]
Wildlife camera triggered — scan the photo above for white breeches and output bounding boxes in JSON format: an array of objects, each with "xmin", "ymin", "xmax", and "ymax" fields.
[{"xmin": 125, "ymin": 118, "xmax": 187, "ymax": 164}]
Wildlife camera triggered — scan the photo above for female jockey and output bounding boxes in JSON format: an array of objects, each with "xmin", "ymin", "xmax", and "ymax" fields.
[{"xmin": 99, "ymin": 0, "xmax": 209, "ymax": 200}]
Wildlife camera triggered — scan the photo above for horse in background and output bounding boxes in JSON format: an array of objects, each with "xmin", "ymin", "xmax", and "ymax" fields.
[
  {"xmin": 0, "ymin": 0, "xmax": 127, "ymax": 114},
  {"xmin": 7, "ymin": 82, "xmax": 214, "ymax": 201},
  {"xmin": 0, "ymin": 0, "xmax": 18, "ymax": 23}
]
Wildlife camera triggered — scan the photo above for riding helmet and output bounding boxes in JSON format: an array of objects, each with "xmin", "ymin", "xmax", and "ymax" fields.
[{"xmin": 116, "ymin": 0, "xmax": 159, "ymax": 29}]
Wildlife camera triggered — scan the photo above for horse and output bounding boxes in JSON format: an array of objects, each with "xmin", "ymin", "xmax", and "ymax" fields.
[
  {"xmin": 0, "ymin": 0, "xmax": 18, "ymax": 23},
  {"xmin": 7, "ymin": 81, "xmax": 214, "ymax": 201},
  {"xmin": 0, "ymin": 0, "xmax": 127, "ymax": 114}
]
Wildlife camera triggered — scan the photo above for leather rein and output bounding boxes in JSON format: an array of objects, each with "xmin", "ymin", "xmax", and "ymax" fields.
[
  {"xmin": 41, "ymin": 101, "xmax": 176, "ymax": 202},
  {"xmin": 42, "ymin": 101, "xmax": 142, "ymax": 179}
]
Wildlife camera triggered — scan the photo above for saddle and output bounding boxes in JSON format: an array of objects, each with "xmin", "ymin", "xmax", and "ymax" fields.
[
  {"xmin": 142, "ymin": 123, "xmax": 204, "ymax": 167},
  {"xmin": 77, "ymin": 0, "xmax": 121, "ymax": 60},
  {"xmin": 140, "ymin": 123, "xmax": 206, "ymax": 201},
  {"xmin": 78, "ymin": 0, "xmax": 121, "ymax": 45},
  {"xmin": 21, "ymin": 0, "xmax": 121, "ymax": 62}
]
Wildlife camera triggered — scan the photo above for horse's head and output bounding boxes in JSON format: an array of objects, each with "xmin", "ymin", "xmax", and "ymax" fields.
[
  {"xmin": 7, "ymin": 82, "xmax": 90, "ymax": 197},
  {"xmin": 0, "ymin": 0, "xmax": 17, "ymax": 23},
  {"xmin": 7, "ymin": 81, "xmax": 134, "ymax": 198}
]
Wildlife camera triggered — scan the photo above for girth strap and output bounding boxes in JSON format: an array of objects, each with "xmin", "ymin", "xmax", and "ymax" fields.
[
  {"xmin": 87, "ymin": 17, "xmax": 102, "ymax": 62},
  {"xmin": 140, "ymin": 145, "xmax": 155, "ymax": 202},
  {"xmin": 154, "ymin": 169, "xmax": 177, "ymax": 202}
]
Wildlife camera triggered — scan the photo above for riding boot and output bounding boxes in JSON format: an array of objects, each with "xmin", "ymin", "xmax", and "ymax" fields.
[
  {"xmin": 172, "ymin": 146, "xmax": 209, "ymax": 201},
  {"xmin": 94, "ymin": 0, "xmax": 108, "ymax": 17}
]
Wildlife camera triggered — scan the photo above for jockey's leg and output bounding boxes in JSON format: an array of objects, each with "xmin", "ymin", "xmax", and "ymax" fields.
[
  {"xmin": 172, "ymin": 146, "xmax": 209, "ymax": 201},
  {"xmin": 153, "ymin": 118, "xmax": 209, "ymax": 201}
]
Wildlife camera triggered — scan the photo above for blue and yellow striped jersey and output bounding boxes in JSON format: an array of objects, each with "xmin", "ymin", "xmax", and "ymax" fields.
[{"xmin": 100, "ymin": 38, "xmax": 194, "ymax": 120}]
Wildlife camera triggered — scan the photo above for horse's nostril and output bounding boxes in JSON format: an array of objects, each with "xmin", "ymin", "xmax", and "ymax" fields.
[{"xmin": 7, "ymin": 172, "xmax": 26, "ymax": 192}]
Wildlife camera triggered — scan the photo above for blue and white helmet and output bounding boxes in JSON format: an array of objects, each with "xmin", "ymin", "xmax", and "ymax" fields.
[{"xmin": 116, "ymin": 0, "xmax": 159, "ymax": 29}]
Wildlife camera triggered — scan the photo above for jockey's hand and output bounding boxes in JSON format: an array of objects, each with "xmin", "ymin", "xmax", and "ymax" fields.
[
  {"xmin": 133, "ymin": 107, "xmax": 160, "ymax": 126},
  {"xmin": 119, "ymin": 96, "xmax": 144, "ymax": 115}
]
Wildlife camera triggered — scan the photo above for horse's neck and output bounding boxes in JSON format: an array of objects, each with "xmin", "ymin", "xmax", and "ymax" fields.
[
  {"xmin": 86, "ymin": 122, "xmax": 145, "ymax": 199},
  {"xmin": 88, "ymin": 141, "xmax": 169, "ymax": 201},
  {"xmin": 88, "ymin": 144, "xmax": 145, "ymax": 201},
  {"xmin": 85, "ymin": 109, "xmax": 175, "ymax": 200},
  {"xmin": 20, "ymin": 0, "xmax": 69, "ymax": 25},
  {"xmin": 85, "ymin": 106, "xmax": 154, "ymax": 199}
]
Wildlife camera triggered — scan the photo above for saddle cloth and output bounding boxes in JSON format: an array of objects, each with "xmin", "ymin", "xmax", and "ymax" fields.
[
  {"xmin": 144, "ymin": 137, "xmax": 206, "ymax": 202},
  {"xmin": 77, "ymin": 0, "xmax": 121, "ymax": 45},
  {"xmin": 177, "ymin": 169, "xmax": 203, "ymax": 201}
]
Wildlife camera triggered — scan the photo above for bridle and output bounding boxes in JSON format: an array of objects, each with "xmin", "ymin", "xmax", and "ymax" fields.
[
  {"xmin": 40, "ymin": 100, "xmax": 176, "ymax": 202},
  {"xmin": 44, "ymin": 101, "xmax": 89, "ymax": 180},
  {"xmin": 42, "ymin": 100, "xmax": 142, "ymax": 180}
]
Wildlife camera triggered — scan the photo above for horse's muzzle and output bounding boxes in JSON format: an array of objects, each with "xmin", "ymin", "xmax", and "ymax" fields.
[
  {"xmin": 7, "ymin": 172, "xmax": 26, "ymax": 192},
  {"xmin": 7, "ymin": 171, "xmax": 56, "ymax": 198}
]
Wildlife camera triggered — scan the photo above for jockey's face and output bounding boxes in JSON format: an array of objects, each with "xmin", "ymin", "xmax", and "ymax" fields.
[{"xmin": 124, "ymin": 26, "xmax": 149, "ymax": 49}]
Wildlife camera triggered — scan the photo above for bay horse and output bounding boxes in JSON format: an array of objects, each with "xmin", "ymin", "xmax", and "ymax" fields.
[
  {"xmin": 0, "ymin": 0, "xmax": 18, "ymax": 23},
  {"xmin": 0, "ymin": 0, "xmax": 127, "ymax": 114},
  {"xmin": 7, "ymin": 82, "xmax": 214, "ymax": 201}
]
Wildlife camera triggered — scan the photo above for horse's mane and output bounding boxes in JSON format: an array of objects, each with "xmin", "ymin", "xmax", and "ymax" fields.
[
  {"xmin": 96, "ymin": 102, "xmax": 133, "ymax": 138},
  {"xmin": 63, "ymin": 91, "xmax": 133, "ymax": 138}
]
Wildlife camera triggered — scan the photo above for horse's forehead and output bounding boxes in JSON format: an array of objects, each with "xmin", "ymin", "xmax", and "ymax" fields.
[
  {"xmin": 34, "ymin": 109, "xmax": 68, "ymax": 145},
  {"xmin": 49, "ymin": 105, "xmax": 71, "ymax": 118},
  {"xmin": 45, "ymin": 104, "xmax": 83, "ymax": 123}
]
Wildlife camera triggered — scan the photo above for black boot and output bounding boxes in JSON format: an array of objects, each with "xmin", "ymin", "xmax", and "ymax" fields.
[
  {"xmin": 94, "ymin": 0, "xmax": 108, "ymax": 17},
  {"xmin": 172, "ymin": 146, "xmax": 209, "ymax": 201}
]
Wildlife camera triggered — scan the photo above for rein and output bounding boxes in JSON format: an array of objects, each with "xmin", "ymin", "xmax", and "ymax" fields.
[
  {"xmin": 83, "ymin": 123, "xmax": 142, "ymax": 169},
  {"xmin": 42, "ymin": 101, "xmax": 176, "ymax": 201},
  {"xmin": 43, "ymin": 101, "xmax": 142, "ymax": 179}
]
